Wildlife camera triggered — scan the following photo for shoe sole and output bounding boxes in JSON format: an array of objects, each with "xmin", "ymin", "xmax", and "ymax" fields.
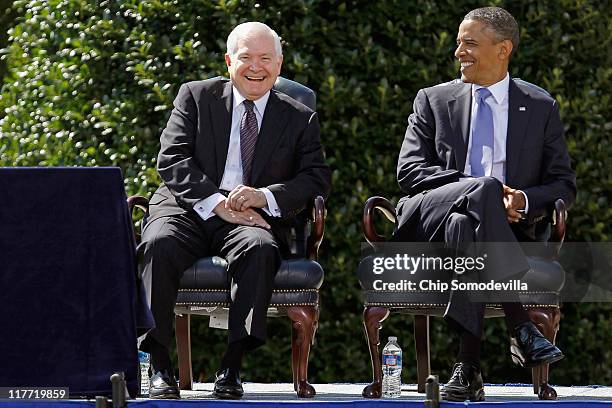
[
  {"xmin": 214, "ymin": 391, "xmax": 243, "ymax": 400},
  {"xmin": 441, "ymin": 387, "xmax": 485, "ymax": 402},
  {"xmin": 149, "ymin": 392, "xmax": 180, "ymax": 399},
  {"xmin": 511, "ymin": 351, "xmax": 565, "ymax": 368},
  {"xmin": 440, "ymin": 389, "xmax": 484, "ymax": 402}
]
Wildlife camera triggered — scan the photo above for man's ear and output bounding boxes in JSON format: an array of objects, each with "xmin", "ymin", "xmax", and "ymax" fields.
[
  {"xmin": 224, "ymin": 53, "xmax": 232, "ymax": 67},
  {"xmin": 499, "ymin": 40, "xmax": 513, "ymax": 59}
]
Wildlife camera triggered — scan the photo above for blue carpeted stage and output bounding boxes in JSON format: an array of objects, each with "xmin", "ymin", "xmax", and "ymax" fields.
[
  {"xmin": 3, "ymin": 403, "xmax": 612, "ymax": 408},
  {"xmin": 2, "ymin": 400, "xmax": 612, "ymax": 407},
  {"xmin": 1, "ymin": 383, "xmax": 611, "ymax": 408}
]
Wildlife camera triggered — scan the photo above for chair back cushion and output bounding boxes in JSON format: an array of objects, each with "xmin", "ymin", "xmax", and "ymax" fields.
[
  {"xmin": 272, "ymin": 76, "xmax": 317, "ymax": 257},
  {"xmin": 273, "ymin": 77, "xmax": 316, "ymax": 110}
]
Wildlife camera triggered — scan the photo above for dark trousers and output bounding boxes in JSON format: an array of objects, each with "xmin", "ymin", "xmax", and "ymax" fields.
[
  {"xmin": 139, "ymin": 211, "xmax": 281, "ymax": 364},
  {"xmin": 393, "ymin": 177, "xmax": 530, "ymax": 337}
]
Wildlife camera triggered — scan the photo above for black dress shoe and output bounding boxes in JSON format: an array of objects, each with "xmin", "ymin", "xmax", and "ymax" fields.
[
  {"xmin": 510, "ymin": 321, "xmax": 564, "ymax": 367},
  {"xmin": 214, "ymin": 368, "xmax": 243, "ymax": 399},
  {"xmin": 149, "ymin": 369, "xmax": 180, "ymax": 399},
  {"xmin": 441, "ymin": 362, "xmax": 485, "ymax": 402}
]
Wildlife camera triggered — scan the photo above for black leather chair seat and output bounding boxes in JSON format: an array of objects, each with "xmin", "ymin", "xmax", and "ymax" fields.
[
  {"xmin": 358, "ymin": 255, "xmax": 565, "ymax": 311},
  {"xmin": 176, "ymin": 256, "xmax": 324, "ymax": 308}
]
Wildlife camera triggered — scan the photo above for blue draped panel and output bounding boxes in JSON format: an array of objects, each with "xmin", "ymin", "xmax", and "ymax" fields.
[{"xmin": 0, "ymin": 167, "xmax": 153, "ymax": 397}]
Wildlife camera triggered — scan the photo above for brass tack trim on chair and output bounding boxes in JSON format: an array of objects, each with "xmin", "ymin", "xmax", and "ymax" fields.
[
  {"xmin": 486, "ymin": 303, "xmax": 559, "ymax": 309},
  {"xmin": 365, "ymin": 302, "xmax": 448, "ymax": 307},
  {"xmin": 175, "ymin": 302, "xmax": 318, "ymax": 307},
  {"xmin": 363, "ymin": 290, "xmax": 559, "ymax": 295},
  {"xmin": 178, "ymin": 289, "xmax": 227, "ymax": 292},
  {"xmin": 273, "ymin": 289, "xmax": 318, "ymax": 293},
  {"xmin": 365, "ymin": 302, "xmax": 559, "ymax": 308},
  {"xmin": 178, "ymin": 289, "xmax": 319, "ymax": 293},
  {"xmin": 518, "ymin": 291, "xmax": 560, "ymax": 294},
  {"xmin": 364, "ymin": 290, "xmax": 445, "ymax": 294},
  {"xmin": 270, "ymin": 302, "xmax": 318, "ymax": 307}
]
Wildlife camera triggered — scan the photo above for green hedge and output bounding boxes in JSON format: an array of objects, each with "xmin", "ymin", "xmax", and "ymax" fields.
[
  {"xmin": 0, "ymin": 0, "xmax": 17, "ymax": 84},
  {"xmin": 1, "ymin": 0, "xmax": 611, "ymax": 385}
]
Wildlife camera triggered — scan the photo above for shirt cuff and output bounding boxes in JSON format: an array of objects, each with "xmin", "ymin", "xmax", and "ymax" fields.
[
  {"xmin": 194, "ymin": 193, "xmax": 225, "ymax": 221},
  {"xmin": 518, "ymin": 190, "xmax": 529, "ymax": 214},
  {"xmin": 259, "ymin": 188, "xmax": 281, "ymax": 217}
]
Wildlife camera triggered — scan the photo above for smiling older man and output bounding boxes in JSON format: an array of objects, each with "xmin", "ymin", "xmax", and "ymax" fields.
[{"xmin": 138, "ymin": 22, "xmax": 331, "ymax": 399}]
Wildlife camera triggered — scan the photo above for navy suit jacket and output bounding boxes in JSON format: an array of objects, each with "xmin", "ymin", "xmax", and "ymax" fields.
[{"xmin": 396, "ymin": 78, "xmax": 576, "ymax": 240}]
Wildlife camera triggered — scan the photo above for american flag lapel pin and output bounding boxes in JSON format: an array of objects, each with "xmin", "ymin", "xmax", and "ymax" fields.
[{"xmin": 519, "ymin": 106, "xmax": 526, "ymax": 111}]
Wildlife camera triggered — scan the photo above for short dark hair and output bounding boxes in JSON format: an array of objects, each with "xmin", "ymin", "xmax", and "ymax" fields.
[{"xmin": 464, "ymin": 7, "xmax": 519, "ymax": 57}]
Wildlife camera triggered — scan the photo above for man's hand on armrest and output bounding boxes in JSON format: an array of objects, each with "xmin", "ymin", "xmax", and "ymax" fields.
[{"xmin": 503, "ymin": 185, "xmax": 527, "ymax": 224}]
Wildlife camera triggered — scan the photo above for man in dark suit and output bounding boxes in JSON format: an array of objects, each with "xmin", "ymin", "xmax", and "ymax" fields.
[
  {"xmin": 393, "ymin": 7, "xmax": 576, "ymax": 401},
  {"xmin": 138, "ymin": 22, "xmax": 331, "ymax": 399}
]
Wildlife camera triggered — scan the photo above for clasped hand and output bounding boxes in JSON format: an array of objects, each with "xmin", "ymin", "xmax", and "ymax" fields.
[
  {"xmin": 212, "ymin": 185, "xmax": 270, "ymax": 229},
  {"xmin": 503, "ymin": 184, "xmax": 526, "ymax": 224}
]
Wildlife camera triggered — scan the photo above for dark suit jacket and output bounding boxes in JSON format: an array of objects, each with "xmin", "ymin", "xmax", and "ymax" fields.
[
  {"xmin": 396, "ymin": 78, "xmax": 576, "ymax": 240},
  {"xmin": 149, "ymin": 78, "xmax": 331, "ymax": 243}
]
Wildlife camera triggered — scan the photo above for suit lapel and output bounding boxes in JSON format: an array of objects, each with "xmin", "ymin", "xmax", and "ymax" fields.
[
  {"xmin": 250, "ymin": 90, "xmax": 289, "ymax": 184},
  {"xmin": 447, "ymin": 83, "xmax": 472, "ymax": 171},
  {"xmin": 210, "ymin": 80, "xmax": 233, "ymax": 183},
  {"xmin": 505, "ymin": 79, "xmax": 531, "ymax": 185}
]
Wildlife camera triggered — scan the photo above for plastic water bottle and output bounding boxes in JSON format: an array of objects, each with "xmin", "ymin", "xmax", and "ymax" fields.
[
  {"xmin": 138, "ymin": 351, "xmax": 150, "ymax": 397},
  {"xmin": 382, "ymin": 336, "xmax": 402, "ymax": 398}
]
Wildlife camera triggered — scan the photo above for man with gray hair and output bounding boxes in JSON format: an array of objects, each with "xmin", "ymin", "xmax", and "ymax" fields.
[
  {"xmin": 139, "ymin": 21, "xmax": 330, "ymax": 399},
  {"xmin": 392, "ymin": 7, "xmax": 575, "ymax": 401}
]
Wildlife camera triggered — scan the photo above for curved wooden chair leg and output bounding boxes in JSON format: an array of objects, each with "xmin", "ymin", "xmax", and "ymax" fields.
[
  {"xmin": 287, "ymin": 306, "xmax": 317, "ymax": 398},
  {"xmin": 175, "ymin": 313, "xmax": 193, "ymax": 390},
  {"xmin": 414, "ymin": 315, "xmax": 430, "ymax": 393},
  {"xmin": 362, "ymin": 306, "xmax": 390, "ymax": 398},
  {"xmin": 531, "ymin": 365, "xmax": 542, "ymax": 394},
  {"xmin": 528, "ymin": 307, "xmax": 561, "ymax": 400},
  {"xmin": 291, "ymin": 325, "xmax": 299, "ymax": 392}
]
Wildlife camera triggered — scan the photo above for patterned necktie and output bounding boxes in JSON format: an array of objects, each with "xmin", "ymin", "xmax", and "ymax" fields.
[
  {"xmin": 240, "ymin": 100, "xmax": 258, "ymax": 185},
  {"xmin": 469, "ymin": 87, "xmax": 494, "ymax": 177}
]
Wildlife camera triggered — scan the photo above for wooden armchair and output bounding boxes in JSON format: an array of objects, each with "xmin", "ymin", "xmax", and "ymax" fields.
[
  {"xmin": 129, "ymin": 195, "xmax": 326, "ymax": 398},
  {"xmin": 358, "ymin": 196, "xmax": 567, "ymax": 400}
]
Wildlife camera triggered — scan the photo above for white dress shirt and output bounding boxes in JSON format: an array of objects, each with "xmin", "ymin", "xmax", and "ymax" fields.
[
  {"xmin": 464, "ymin": 73, "xmax": 529, "ymax": 212},
  {"xmin": 193, "ymin": 86, "xmax": 282, "ymax": 221}
]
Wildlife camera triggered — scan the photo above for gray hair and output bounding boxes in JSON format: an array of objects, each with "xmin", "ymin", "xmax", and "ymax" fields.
[
  {"xmin": 226, "ymin": 22, "xmax": 283, "ymax": 57},
  {"xmin": 464, "ymin": 7, "xmax": 519, "ymax": 57}
]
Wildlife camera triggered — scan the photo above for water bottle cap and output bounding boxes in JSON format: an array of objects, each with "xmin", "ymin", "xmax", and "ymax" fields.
[{"xmin": 389, "ymin": 336, "xmax": 397, "ymax": 341}]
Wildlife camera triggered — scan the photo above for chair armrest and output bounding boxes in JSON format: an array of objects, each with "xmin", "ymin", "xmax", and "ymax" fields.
[
  {"xmin": 127, "ymin": 195, "xmax": 150, "ymax": 244},
  {"xmin": 363, "ymin": 196, "xmax": 397, "ymax": 244},
  {"xmin": 549, "ymin": 199, "xmax": 567, "ymax": 258},
  {"xmin": 306, "ymin": 196, "xmax": 326, "ymax": 261}
]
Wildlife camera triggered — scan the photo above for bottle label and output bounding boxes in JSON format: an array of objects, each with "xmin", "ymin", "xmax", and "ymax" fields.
[{"xmin": 383, "ymin": 354, "xmax": 401, "ymax": 367}]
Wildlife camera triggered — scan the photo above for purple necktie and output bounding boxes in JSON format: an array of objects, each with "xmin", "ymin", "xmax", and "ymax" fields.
[
  {"xmin": 240, "ymin": 100, "xmax": 258, "ymax": 185},
  {"xmin": 470, "ymin": 88, "xmax": 494, "ymax": 177}
]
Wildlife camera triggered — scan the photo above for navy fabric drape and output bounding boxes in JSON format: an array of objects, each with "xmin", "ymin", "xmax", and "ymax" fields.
[{"xmin": 0, "ymin": 167, "xmax": 153, "ymax": 397}]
